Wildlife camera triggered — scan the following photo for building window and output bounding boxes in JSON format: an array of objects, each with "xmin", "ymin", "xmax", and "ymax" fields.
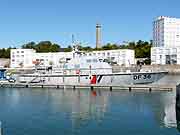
[
  {"xmin": 111, "ymin": 57, "xmax": 115, "ymax": 60},
  {"xmin": 74, "ymin": 64, "xmax": 80, "ymax": 68},
  {"xmin": 166, "ymin": 49, "xmax": 170, "ymax": 54},
  {"xmin": 87, "ymin": 59, "xmax": 91, "ymax": 63},
  {"xmin": 171, "ymin": 55, "xmax": 177, "ymax": 64},
  {"xmin": 172, "ymin": 48, "xmax": 177, "ymax": 54},
  {"xmin": 93, "ymin": 59, "xmax": 98, "ymax": 63}
]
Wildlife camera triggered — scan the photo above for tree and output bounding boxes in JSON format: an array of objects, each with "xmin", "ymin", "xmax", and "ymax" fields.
[
  {"xmin": 102, "ymin": 43, "xmax": 120, "ymax": 50},
  {"xmin": 50, "ymin": 44, "xmax": 60, "ymax": 52},
  {"xmin": 64, "ymin": 45, "xmax": 72, "ymax": 52},
  {"xmin": 0, "ymin": 48, "xmax": 11, "ymax": 58},
  {"xmin": 22, "ymin": 42, "xmax": 36, "ymax": 49},
  {"xmin": 21, "ymin": 41, "xmax": 60, "ymax": 52},
  {"xmin": 36, "ymin": 41, "xmax": 52, "ymax": 52},
  {"xmin": 134, "ymin": 40, "xmax": 151, "ymax": 58},
  {"xmin": 0, "ymin": 40, "xmax": 152, "ymax": 59}
]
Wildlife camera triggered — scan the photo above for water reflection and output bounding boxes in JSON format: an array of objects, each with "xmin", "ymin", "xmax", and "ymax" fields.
[
  {"xmin": 0, "ymin": 88, "xmax": 178, "ymax": 135},
  {"xmin": 47, "ymin": 89, "xmax": 177, "ymax": 130},
  {"xmin": 46, "ymin": 89, "xmax": 110, "ymax": 131}
]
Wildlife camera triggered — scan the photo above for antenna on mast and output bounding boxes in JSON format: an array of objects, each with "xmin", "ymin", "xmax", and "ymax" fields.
[{"xmin": 72, "ymin": 34, "xmax": 75, "ymax": 45}]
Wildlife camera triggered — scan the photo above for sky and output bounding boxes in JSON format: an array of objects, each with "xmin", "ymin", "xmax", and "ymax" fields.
[{"xmin": 0, "ymin": 0, "xmax": 180, "ymax": 48}]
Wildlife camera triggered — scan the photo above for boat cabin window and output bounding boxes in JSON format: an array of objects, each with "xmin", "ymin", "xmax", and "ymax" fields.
[
  {"xmin": 63, "ymin": 65, "xmax": 68, "ymax": 69},
  {"xmin": 74, "ymin": 64, "xmax": 80, "ymax": 68},
  {"xmin": 86, "ymin": 58, "xmax": 98, "ymax": 63},
  {"xmin": 87, "ymin": 59, "xmax": 91, "ymax": 63},
  {"xmin": 93, "ymin": 59, "xmax": 98, "ymax": 63}
]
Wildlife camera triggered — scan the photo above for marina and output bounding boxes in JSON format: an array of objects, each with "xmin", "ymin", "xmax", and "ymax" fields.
[{"xmin": 0, "ymin": 0, "xmax": 180, "ymax": 134}]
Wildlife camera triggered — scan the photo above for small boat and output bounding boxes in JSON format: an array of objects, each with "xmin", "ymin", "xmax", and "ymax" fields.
[{"xmin": 0, "ymin": 69, "xmax": 16, "ymax": 83}]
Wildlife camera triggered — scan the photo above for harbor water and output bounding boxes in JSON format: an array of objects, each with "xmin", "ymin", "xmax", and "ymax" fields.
[{"xmin": 0, "ymin": 85, "xmax": 179, "ymax": 135}]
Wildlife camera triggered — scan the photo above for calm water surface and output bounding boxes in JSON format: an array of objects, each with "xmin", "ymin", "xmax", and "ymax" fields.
[{"xmin": 0, "ymin": 87, "xmax": 178, "ymax": 135}]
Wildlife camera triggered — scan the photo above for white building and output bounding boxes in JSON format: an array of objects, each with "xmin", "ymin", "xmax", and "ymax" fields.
[
  {"xmin": 10, "ymin": 48, "xmax": 135, "ymax": 68},
  {"xmin": 33, "ymin": 52, "xmax": 73, "ymax": 67},
  {"xmin": 153, "ymin": 16, "xmax": 180, "ymax": 48},
  {"xmin": 151, "ymin": 47, "xmax": 180, "ymax": 64},
  {"xmin": 151, "ymin": 16, "xmax": 180, "ymax": 64},
  {"xmin": 84, "ymin": 49, "xmax": 135, "ymax": 66},
  {"xmin": 11, "ymin": 49, "xmax": 36, "ymax": 68},
  {"xmin": 11, "ymin": 49, "xmax": 73, "ymax": 68}
]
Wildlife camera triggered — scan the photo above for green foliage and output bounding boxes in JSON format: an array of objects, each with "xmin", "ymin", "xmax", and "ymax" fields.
[
  {"xmin": 22, "ymin": 42, "xmax": 36, "ymax": 49},
  {"xmin": 22, "ymin": 41, "xmax": 60, "ymax": 52},
  {"xmin": 0, "ymin": 40, "xmax": 151, "ymax": 58},
  {"xmin": 102, "ymin": 43, "xmax": 119, "ymax": 50},
  {"xmin": 0, "ymin": 48, "xmax": 13, "ymax": 58},
  {"xmin": 133, "ymin": 40, "xmax": 151, "ymax": 58},
  {"xmin": 78, "ymin": 46, "xmax": 93, "ymax": 52},
  {"xmin": 76, "ymin": 40, "xmax": 151, "ymax": 58},
  {"xmin": 64, "ymin": 45, "xmax": 72, "ymax": 52}
]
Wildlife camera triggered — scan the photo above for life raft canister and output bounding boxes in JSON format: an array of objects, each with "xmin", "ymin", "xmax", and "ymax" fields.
[
  {"xmin": 76, "ymin": 69, "xmax": 80, "ymax": 75},
  {"xmin": 63, "ymin": 70, "xmax": 67, "ymax": 74}
]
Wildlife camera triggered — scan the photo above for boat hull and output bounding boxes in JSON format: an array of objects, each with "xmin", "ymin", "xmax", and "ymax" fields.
[{"xmin": 18, "ymin": 71, "xmax": 167, "ymax": 85}]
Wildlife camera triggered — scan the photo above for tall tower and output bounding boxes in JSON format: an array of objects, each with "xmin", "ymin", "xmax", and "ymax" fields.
[{"xmin": 96, "ymin": 23, "xmax": 101, "ymax": 48}]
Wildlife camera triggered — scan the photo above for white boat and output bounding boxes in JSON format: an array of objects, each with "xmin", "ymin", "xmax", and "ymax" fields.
[
  {"xmin": 18, "ymin": 55, "xmax": 167, "ymax": 85},
  {"xmin": 0, "ymin": 69, "xmax": 16, "ymax": 83}
]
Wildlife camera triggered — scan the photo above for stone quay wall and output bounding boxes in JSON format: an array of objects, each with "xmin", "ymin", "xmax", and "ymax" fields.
[{"xmin": 112, "ymin": 65, "xmax": 180, "ymax": 75}]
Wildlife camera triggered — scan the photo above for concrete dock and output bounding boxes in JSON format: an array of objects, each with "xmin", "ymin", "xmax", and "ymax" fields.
[
  {"xmin": 0, "ymin": 82, "xmax": 175, "ymax": 92},
  {"xmin": 113, "ymin": 65, "xmax": 180, "ymax": 75}
]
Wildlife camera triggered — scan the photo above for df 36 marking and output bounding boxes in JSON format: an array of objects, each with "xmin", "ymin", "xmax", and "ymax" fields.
[{"xmin": 133, "ymin": 74, "xmax": 151, "ymax": 80}]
